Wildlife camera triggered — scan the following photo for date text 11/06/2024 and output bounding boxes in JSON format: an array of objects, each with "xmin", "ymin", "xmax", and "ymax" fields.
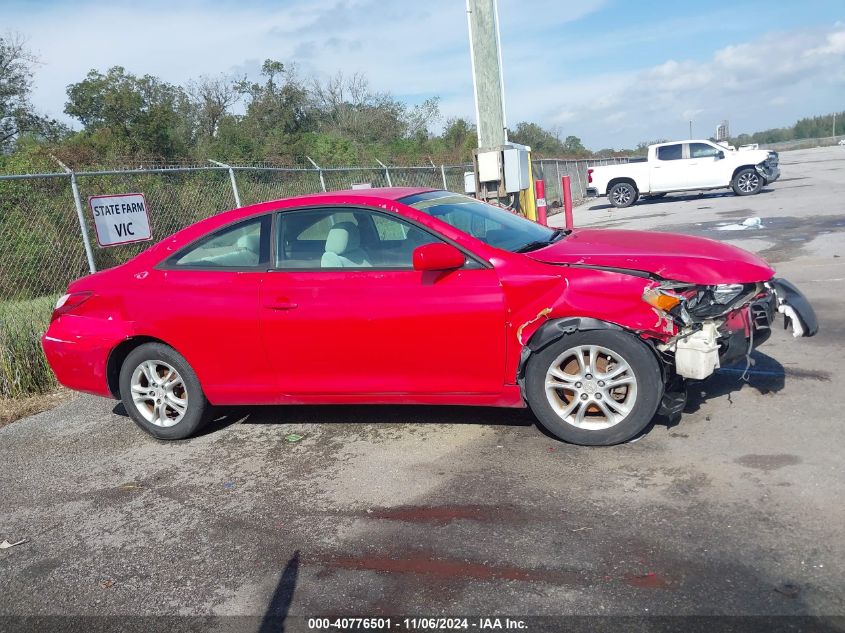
[{"xmin": 307, "ymin": 617, "xmax": 528, "ymax": 630}]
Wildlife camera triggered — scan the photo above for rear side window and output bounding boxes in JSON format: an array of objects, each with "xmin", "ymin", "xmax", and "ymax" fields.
[
  {"xmin": 169, "ymin": 216, "xmax": 270, "ymax": 269},
  {"xmin": 657, "ymin": 144, "xmax": 682, "ymax": 161}
]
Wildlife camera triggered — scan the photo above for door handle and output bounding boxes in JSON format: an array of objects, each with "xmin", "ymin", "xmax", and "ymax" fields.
[{"xmin": 266, "ymin": 300, "xmax": 298, "ymax": 310}]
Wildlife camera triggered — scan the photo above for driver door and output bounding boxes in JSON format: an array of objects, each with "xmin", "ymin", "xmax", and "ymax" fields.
[
  {"xmin": 260, "ymin": 206, "xmax": 507, "ymax": 396},
  {"xmin": 686, "ymin": 142, "xmax": 729, "ymax": 188}
]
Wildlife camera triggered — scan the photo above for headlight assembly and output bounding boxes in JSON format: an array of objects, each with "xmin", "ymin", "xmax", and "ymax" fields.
[
  {"xmin": 643, "ymin": 281, "xmax": 759, "ymax": 324},
  {"xmin": 712, "ymin": 284, "xmax": 745, "ymax": 305}
]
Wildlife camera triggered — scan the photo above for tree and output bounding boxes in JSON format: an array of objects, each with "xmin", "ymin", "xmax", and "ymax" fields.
[
  {"xmin": 438, "ymin": 117, "xmax": 476, "ymax": 161},
  {"xmin": 1, "ymin": 34, "xmax": 66, "ymax": 152},
  {"xmin": 563, "ymin": 135, "xmax": 587, "ymax": 155},
  {"xmin": 234, "ymin": 60, "xmax": 312, "ymax": 160},
  {"xmin": 187, "ymin": 73, "xmax": 242, "ymax": 139},
  {"xmin": 65, "ymin": 66, "xmax": 192, "ymax": 158},
  {"xmin": 509, "ymin": 121, "xmax": 564, "ymax": 155}
]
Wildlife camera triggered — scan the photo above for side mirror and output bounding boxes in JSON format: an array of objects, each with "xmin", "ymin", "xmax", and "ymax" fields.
[
  {"xmin": 412, "ymin": 243, "xmax": 466, "ymax": 271},
  {"xmin": 716, "ymin": 150, "xmax": 725, "ymax": 159}
]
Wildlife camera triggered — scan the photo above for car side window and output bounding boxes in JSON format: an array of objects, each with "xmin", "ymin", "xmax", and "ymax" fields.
[
  {"xmin": 276, "ymin": 208, "xmax": 441, "ymax": 270},
  {"xmin": 169, "ymin": 216, "xmax": 270, "ymax": 269},
  {"xmin": 657, "ymin": 144, "xmax": 683, "ymax": 161},
  {"xmin": 689, "ymin": 142, "xmax": 721, "ymax": 158}
]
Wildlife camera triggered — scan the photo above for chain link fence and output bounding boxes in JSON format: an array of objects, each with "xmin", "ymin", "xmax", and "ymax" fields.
[
  {"xmin": 757, "ymin": 135, "xmax": 845, "ymax": 152},
  {"xmin": 0, "ymin": 156, "xmax": 623, "ymax": 398}
]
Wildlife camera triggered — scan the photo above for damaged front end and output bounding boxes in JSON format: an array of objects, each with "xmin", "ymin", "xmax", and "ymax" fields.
[
  {"xmin": 644, "ymin": 277, "xmax": 816, "ymax": 383},
  {"xmin": 756, "ymin": 151, "xmax": 780, "ymax": 183}
]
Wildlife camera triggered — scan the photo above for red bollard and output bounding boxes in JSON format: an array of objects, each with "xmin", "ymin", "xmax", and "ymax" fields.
[
  {"xmin": 535, "ymin": 179, "xmax": 547, "ymax": 226},
  {"xmin": 562, "ymin": 175, "xmax": 574, "ymax": 230}
]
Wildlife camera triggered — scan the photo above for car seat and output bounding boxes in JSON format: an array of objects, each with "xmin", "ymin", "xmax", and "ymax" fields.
[{"xmin": 321, "ymin": 222, "xmax": 371, "ymax": 268}]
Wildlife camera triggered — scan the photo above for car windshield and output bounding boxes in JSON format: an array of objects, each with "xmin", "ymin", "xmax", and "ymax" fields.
[{"xmin": 400, "ymin": 190, "xmax": 561, "ymax": 252}]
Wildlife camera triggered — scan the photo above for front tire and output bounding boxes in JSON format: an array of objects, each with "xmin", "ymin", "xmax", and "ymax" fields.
[
  {"xmin": 119, "ymin": 342, "xmax": 211, "ymax": 440},
  {"xmin": 731, "ymin": 168, "xmax": 763, "ymax": 196},
  {"xmin": 525, "ymin": 330, "xmax": 663, "ymax": 446},
  {"xmin": 608, "ymin": 182, "xmax": 639, "ymax": 208}
]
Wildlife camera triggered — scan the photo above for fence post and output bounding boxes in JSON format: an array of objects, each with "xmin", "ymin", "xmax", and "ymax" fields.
[
  {"xmin": 574, "ymin": 161, "xmax": 585, "ymax": 199},
  {"xmin": 306, "ymin": 156, "xmax": 327, "ymax": 192},
  {"xmin": 208, "ymin": 159, "xmax": 241, "ymax": 207},
  {"xmin": 554, "ymin": 160, "xmax": 562, "ymax": 205},
  {"xmin": 561, "ymin": 175, "xmax": 574, "ymax": 230},
  {"xmin": 440, "ymin": 164, "xmax": 448, "ymax": 190},
  {"xmin": 52, "ymin": 156, "xmax": 96, "ymax": 274},
  {"xmin": 376, "ymin": 159, "xmax": 392, "ymax": 187}
]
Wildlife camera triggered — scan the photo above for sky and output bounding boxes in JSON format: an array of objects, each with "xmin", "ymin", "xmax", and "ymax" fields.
[{"xmin": 4, "ymin": 0, "xmax": 845, "ymax": 150}]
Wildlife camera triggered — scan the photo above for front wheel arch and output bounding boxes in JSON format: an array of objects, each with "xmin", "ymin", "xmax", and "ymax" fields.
[
  {"xmin": 518, "ymin": 317, "xmax": 629, "ymax": 383},
  {"xmin": 516, "ymin": 317, "xmax": 667, "ymax": 395},
  {"xmin": 730, "ymin": 164, "xmax": 757, "ymax": 181}
]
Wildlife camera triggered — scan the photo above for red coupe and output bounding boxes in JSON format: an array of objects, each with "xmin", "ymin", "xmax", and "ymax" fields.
[{"xmin": 42, "ymin": 188, "xmax": 817, "ymax": 445}]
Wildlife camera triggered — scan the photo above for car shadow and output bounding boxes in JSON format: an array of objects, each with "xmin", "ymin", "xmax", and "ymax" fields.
[
  {"xmin": 587, "ymin": 188, "xmax": 774, "ymax": 211},
  {"xmin": 202, "ymin": 403, "xmax": 538, "ymax": 436},
  {"xmin": 651, "ymin": 350, "xmax": 786, "ymax": 432},
  {"xmin": 112, "ymin": 350, "xmax": 789, "ymax": 443}
]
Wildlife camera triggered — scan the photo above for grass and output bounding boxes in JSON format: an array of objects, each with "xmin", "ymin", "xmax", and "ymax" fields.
[
  {"xmin": 0, "ymin": 295, "xmax": 58, "ymax": 399},
  {"xmin": 0, "ymin": 388, "xmax": 74, "ymax": 428}
]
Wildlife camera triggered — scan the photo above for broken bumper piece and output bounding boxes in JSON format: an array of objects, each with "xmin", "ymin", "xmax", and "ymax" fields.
[
  {"xmin": 771, "ymin": 278, "xmax": 818, "ymax": 338},
  {"xmin": 756, "ymin": 160, "xmax": 780, "ymax": 183}
]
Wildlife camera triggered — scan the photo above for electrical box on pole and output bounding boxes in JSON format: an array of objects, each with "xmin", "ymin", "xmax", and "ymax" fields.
[{"xmin": 466, "ymin": 0, "xmax": 536, "ymax": 218}]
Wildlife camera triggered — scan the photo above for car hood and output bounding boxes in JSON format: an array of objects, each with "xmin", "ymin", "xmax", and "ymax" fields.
[{"xmin": 526, "ymin": 228, "xmax": 775, "ymax": 284}]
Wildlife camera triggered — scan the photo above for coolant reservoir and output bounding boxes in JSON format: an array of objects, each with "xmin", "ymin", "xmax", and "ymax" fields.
[{"xmin": 675, "ymin": 322, "xmax": 720, "ymax": 380}]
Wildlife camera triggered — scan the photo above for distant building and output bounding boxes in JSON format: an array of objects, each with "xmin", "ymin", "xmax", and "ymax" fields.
[{"xmin": 715, "ymin": 120, "xmax": 730, "ymax": 141}]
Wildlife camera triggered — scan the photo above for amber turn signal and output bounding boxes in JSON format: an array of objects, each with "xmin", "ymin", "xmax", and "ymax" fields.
[{"xmin": 642, "ymin": 287, "xmax": 683, "ymax": 312}]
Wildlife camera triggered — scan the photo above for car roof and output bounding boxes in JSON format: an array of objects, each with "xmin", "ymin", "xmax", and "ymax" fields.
[
  {"xmin": 286, "ymin": 186, "xmax": 434, "ymax": 202},
  {"xmin": 133, "ymin": 187, "xmax": 440, "ymax": 264},
  {"xmin": 653, "ymin": 140, "xmax": 715, "ymax": 147}
]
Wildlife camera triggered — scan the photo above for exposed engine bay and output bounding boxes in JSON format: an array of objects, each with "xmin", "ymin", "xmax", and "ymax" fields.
[{"xmin": 644, "ymin": 278, "xmax": 817, "ymax": 381}]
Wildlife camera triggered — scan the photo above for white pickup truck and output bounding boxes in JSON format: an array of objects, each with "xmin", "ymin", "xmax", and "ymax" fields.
[{"xmin": 587, "ymin": 140, "xmax": 780, "ymax": 208}]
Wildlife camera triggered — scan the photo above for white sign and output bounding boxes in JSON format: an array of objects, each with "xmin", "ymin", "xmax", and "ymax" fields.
[{"xmin": 88, "ymin": 193, "xmax": 152, "ymax": 247}]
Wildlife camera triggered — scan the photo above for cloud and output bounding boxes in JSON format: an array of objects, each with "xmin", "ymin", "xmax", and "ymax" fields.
[
  {"xmin": 4, "ymin": 1, "xmax": 844, "ymax": 150},
  {"xmin": 515, "ymin": 25, "xmax": 845, "ymax": 148}
]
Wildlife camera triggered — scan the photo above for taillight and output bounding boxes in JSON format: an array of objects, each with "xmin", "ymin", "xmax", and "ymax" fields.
[
  {"xmin": 587, "ymin": 168, "xmax": 594, "ymax": 183},
  {"xmin": 51, "ymin": 292, "xmax": 92, "ymax": 321}
]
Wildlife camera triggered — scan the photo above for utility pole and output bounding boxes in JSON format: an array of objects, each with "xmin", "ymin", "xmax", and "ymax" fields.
[
  {"xmin": 833, "ymin": 112, "xmax": 837, "ymax": 138},
  {"xmin": 689, "ymin": 120, "xmax": 693, "ymax": 139},
  {"xmin": 466, "ymin": 0, "xmax": 508, "ymax": 149}
]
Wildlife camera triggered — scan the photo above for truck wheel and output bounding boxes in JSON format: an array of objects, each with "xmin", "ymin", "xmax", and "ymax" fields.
[
  {"xmin": 608, "ymin": 182, "xmax": 638, "ymax": 208},
  {"xmin": 119, "ymin": 342, "xmax": 211, "ymax": 440},
  {"xmin": 731, "ymin": 168, "xmax": 763, "ymax": 196},
  {"xmin": 525, "ymin": 330, "xmax": 663, "ymax": 446}
]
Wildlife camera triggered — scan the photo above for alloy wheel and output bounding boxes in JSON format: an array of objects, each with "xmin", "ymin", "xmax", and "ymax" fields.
[
  {"xmin": 737, "ymin": 172, "xmax": 760, "ymax": 193},
  {"xmin": 612, "ymin": 185, "xmax": 633, "ymax": 205},
  {"xmin": 130, "ymin": 360, "xmax": 188, "ymax": 427},
  {"xmin": 544, "ymin": 344, "xmax": 638, "ymax": 430}
]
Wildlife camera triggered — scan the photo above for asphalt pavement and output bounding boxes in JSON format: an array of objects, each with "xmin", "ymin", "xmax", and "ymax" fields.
[{"xmin": 1, "ymin": 146, "xmax": 844, "ymax": 631}]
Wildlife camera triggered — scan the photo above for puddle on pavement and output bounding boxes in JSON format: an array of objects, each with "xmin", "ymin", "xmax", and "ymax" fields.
[
  {"xmin": 734, "ymin": 454, "xmax": 801, "ymax": 471},
  {"xmin": 314, "ymin": 553, "xmax": 585, "ymax": 585},
  {"xmin": 658, "ymin": 214, "xmax": 845, "ymax": 262},
  {"xmin": 366, "ymin": 504, "xmax": 523, "ymax": 525}
]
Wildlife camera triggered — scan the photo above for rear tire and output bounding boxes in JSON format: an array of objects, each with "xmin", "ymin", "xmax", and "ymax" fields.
[
  {"xmin": 608, "ymin": 182, "xmax": 639, "ymax": 208},
  {"xmin": 119, "ymin": 342, "xmax": 211, "ymax": 440},
  {"xmin": 731, "ymin": 168, "xmax": 763, "ymax": 196},
  {"xmin": 525, "ymin": 330, "xmax": 663, "ymax": 446}
]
